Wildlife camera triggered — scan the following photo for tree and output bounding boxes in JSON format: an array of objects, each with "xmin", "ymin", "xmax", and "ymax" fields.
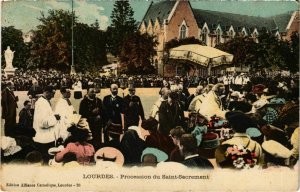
[
  {"xmin": 1, "ymin": 26, "xmax": 30, "ymax": 69},
  {"xmin": 73, "ymin": 21, "xmax": 108, "ymax": 72},
  {"xmin": 109, "ymin": 0, "xmax": 136, "ymax": 56},
  {"xmin": 29, "ymin": 10, "xmax": 107, "ymax": 72},
  {"xmin": 216, "ymin": 36, "xmax": 257, "ymax": 69},
  {"xmin": 119, "ymin": 32, "xmax": 158, "ymax": 74},
  {"xmin": 29, "ymin": 10, "xmax": 73, "ymax": 71},
  {"xmin": 216, "ymin": 31, "xmax": 298, "ymax": 72},
  {"xmin": 289, "ymin": 32, "xmax": 299, "ymax": 72},
  {"xmin": 164, "ymin": 37, "xmax": 205, "ymax": 54}
]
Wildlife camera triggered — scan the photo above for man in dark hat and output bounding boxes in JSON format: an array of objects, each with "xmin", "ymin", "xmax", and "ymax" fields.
[
  {"xmin": 123, "ymin": 85, "xmax": 145, "ymax": 130},
  {"xmin": 179, "ymin": 134, "xmax": 213, "ymax": 169},
  {"xmin": 159, "ymin": 91, "xmax": 186, "ymax": 136},
  {"xmin": 103, "ymin": 84, "xmax": 124, "ymax": 143},
  {"xmin": 79, "ymin": 87, "xmax": 103, "ymax": 149},
  {"xmin": 1, "ymin": 81, "xmax": 18, "ymax": 137}
]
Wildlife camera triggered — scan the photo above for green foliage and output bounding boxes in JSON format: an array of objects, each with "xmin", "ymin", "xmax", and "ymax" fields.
[
  {"xmin": 119, "ymin": 32, "xmax": 158, "ymax": 75},
  {"xmin": 216, "ymin": 31, "xmax": 299, "ymax": 72},
  {"xmin": 29, "ymin": 9, "xmax": 107, "ymax": 72},
  {"xmin": 164, "ymin": 37, "xmax": 206, "ymax": 54},
  {"xmin": 289, "ymin": 32, "xmax": 299, "ymax": 72},
  {"xmin": 29, "ymin": 10, "xmax": 73, "ymax": 71},
  {"xmin": 73, "ymin": 21, "xmax": 108, "ymax": 72},
  {"xmin": 215, "ymin": 36, "xmax": 258, "ymax": 69},
  {"xmin": 1, "ymin": 26, "xmax": 30, "ymax": 69},
  {"xmin": 109, "ymin": 0, "xmax": 137, "ymax": 56}
]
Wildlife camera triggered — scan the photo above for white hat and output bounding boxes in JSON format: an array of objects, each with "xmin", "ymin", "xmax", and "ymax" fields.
[
  {"xmin": 1, "ymin": 136, "xmax": 22, "ymax": 156},
  {"xmin": 253, "ymin": 99, "xmax": 269, "ymax": 110},
  {"xmin": 262, "ymin": 140, "xmax": 292, "ymax": 159},
  {"xmin": 231, "ymin": 91, "xmax": 242, "ymax": 98},
  {"xmin": 94, "ymin": 147, "xmax": 124, "ymax": 166}
]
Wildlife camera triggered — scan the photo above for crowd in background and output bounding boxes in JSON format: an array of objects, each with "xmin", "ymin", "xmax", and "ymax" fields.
[
  {"xmin": 1, "ymin": 69, "xmax": 299, "ymax": 171},
  {"xmin": 1, "ymin": 69, "xmax": 299, "ymax": 92}
]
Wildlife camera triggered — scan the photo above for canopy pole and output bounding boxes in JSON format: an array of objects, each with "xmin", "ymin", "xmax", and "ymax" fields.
[
  {"xmin": 187, "ymin": 64, "xmax": 196, "ymax": 89},
  {"xmin": 207, "ymin": 59, "xmax": 212, "ymax": 76}
]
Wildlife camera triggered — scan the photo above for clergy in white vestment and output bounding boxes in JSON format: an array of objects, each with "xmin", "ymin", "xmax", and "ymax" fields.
[
  {"xmin": 33, "ymin": 86, "xmax": 60, "ymax": 163},
  {"xmin": 54, "ymin": 87, "xmax": 76, "ymax": 140}
]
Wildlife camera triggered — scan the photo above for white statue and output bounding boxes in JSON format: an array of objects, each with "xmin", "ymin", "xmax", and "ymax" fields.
[{"xmin": 4, "ymin": 46, "xmax": 15, "ymax": 69}]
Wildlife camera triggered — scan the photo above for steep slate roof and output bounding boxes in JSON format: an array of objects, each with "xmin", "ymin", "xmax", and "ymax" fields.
[
  {"xmin": 141, "ymin": 1, "xmax": 293, "ymax": 34},
  {"xmin": 193, "ymin": 9, "xmax": 277, "ymax": 32},
  {"xmin": 269, "ymin": 12, "xmax": 294, "ymax": 33},
  {"xmin": 142, "ymin": 0, "xmax": 177, "ymax": 26}
]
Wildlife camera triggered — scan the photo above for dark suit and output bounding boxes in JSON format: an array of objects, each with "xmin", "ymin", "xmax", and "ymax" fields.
[
  {"xmin": 186, "ymin": 94, "xmax": 196, "ymax": 111},
  {"xmin": 79, "ymin": 96, "xmax": 103, "ymax": 148},
  {"xmin": 120, "ymin": 129, "xmax": 145, "ymax": 166},
  {"xmin": 17, "ymin": 108, "xmax": 35, "ymax": 138},
  {"xmin": 1, "ymin": 87, "xmax": 18, "ymax": 137},
  {"xmin": 159, "ymin": 100, "xmax": 185, "ymax": 136},
  {"xmin": 103, "ymin": 95, "xmax": 123, "ymax": 143},
  {"xmin": 123, "ymin": 94, "xmax": 144, "ymax": 130}
]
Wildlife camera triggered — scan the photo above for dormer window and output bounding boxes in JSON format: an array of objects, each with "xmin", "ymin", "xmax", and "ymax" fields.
[
  {"xmin": 252, "ymin": 30, "xmax": 258, "ymax": 41},
  {"xmin": 216, "ymin": 28, "xmax": 221, "ymax": 45},
  {"xmin": 228, "ymin": 30, "xmax": 234, "ymax": 39},
  {"xmin": 201, "ymin": 28, "xmax": 208, "ymax": 44},
  {"xmin": 179, "ymin": 24, "xmax": 187, "ymax": 39},
  {"xmin": 241, "ymin": 30, "xmax": 246, "ymax": 37}
]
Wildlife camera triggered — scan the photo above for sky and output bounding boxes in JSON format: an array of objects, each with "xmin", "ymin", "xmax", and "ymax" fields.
[{"xmin": 1, "ymin": 0, "xmax": 299, "ymax": 33}]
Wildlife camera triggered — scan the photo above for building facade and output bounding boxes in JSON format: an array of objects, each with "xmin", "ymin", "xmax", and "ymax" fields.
[{"xmin": 139, "ymin": 0, "xmax": 299, "ymax": 76}]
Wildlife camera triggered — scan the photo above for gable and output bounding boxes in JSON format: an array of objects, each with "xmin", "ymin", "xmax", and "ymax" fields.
[
  {"xmin": 270, "ymin": 11, "xmax": 296, "ymax": 33},
  {"xmin": 154, "ymin": 18, "xmax": 161, "ymax": 33},
  {"xmin": 141, "ymin": 1, "xmax": 176, "ymax": 27}
]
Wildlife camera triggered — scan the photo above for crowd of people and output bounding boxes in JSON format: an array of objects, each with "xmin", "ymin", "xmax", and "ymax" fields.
[
  {"xmin": 1, "ymin": 70, "xmax": 299, "ymax": 171},
  {"xmin": 2, "ymin": 68, "xmax": 299, "ymax": 92}
]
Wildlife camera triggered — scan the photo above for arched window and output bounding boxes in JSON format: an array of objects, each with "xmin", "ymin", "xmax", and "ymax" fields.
[
  {"xmin": 241, "ymin": 30, "xmax": 246, "ymax": 37},
  {"xmin": 216, "ymin": 29, "xmax": 221, "ymax": 45},
  {"xmin": 252, "ymin": 31, "xmax": 258, "ymax": 42},
  {"xmin": 201, "ymin": 28, "xmax": 207, "ymax": 44},
  {"xmin": 228, "ymin": 30, "xmax": 234, "ymax": 39},
  {"xmin": 275, "ymin": 32, "xmax": 281, "ymax": 40},
  {"xmin": 180, "ymin": 25, "xmax": 187, "ymax": 39}
]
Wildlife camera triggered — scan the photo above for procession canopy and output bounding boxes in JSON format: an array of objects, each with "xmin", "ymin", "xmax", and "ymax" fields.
[
  {"xmin": 102, "ymin": 63, "xmax": 118, "ymax": 70},
  {"xmin": 169, "ymin": 44, "xmax": 234, "ymax": 67}
]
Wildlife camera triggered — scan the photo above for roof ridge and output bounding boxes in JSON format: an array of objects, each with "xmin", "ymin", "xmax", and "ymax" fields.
[
  {"xmin": 193, "ymin": 8, "xmax": 268, "ymax": 19},
  {"xmin": 267, "ymin": 11, "xmax": 295, "ymax": 18}
]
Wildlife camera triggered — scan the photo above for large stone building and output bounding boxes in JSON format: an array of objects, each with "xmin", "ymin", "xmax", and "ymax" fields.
[{"xmin": 139, "ymin": 0, "xmax": 299, "ymax": 76}]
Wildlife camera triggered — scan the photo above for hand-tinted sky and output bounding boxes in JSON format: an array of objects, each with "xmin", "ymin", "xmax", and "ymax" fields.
[{"xmin": 1, "ymin": 0, "xmax": 298, "ymax": 33}]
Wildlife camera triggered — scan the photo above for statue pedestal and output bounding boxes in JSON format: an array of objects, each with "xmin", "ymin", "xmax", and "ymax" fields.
[{"xmin": 4, "ymin": 68, "xmax": 17, "ymax": 78}]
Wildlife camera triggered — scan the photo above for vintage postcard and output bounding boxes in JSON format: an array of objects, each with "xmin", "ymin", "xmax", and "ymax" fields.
[{"xmin": 1, "ymin": 0, "xmax": 299, "ymax": 191}]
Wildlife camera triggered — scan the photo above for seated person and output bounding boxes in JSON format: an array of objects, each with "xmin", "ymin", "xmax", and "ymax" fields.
[
  {"xmin": 179, "ymin": 134, "xmax": 213, "ymax": 169},
  {"xmin": 55, "ymin": 125, "xmax": 95, "ymax": 165}
]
